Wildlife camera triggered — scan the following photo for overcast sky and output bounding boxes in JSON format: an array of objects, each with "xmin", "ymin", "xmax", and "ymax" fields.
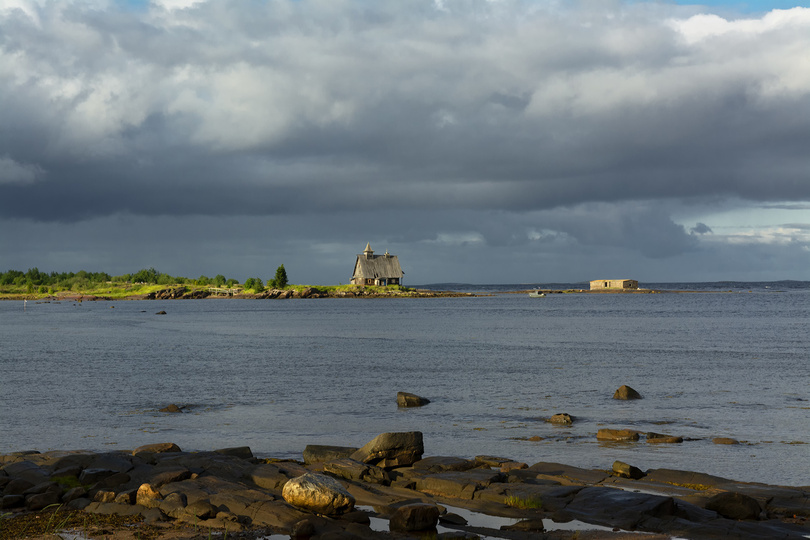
[{"xmin": 1, "ymin": 0, "xmax": 809, "ymax": 285}]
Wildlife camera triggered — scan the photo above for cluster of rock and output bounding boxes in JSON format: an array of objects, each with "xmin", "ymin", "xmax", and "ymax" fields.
[{"xmin": 2, "ymin": 433, "xmax": 808, "ymax": 539}]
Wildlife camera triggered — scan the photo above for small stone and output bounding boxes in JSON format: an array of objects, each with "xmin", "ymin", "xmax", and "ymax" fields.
[
  {"xmin": 613, "ymin": 385, "xmax": 642, "ymax": 400},
  {"xmin": 597, "ymin": 429, "xmax": 640, "ymax": 441},
  {"xmin": 397, "ymin": 391, "xmax": 431, "ymax": 407},
  {"xmin": 712, "ymin": 437, "xmax": 740, "ymax": 445},
  {"xmin": 158, "ymin": 404, "xmax": 183, "ymax": 413},
  {"xmin": 548, "ymin": 413, "xmax": 574, "ymax": 425},
  {"xmin": 389, "ymin": 503, "xmax": 440, "ymax": 532},
  {"xmin": 613, "ymin": 460, "xmax": 646, "ymax": 479}
]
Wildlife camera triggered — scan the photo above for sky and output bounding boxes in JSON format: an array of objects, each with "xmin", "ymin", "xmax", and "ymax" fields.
[{"xmin": 1, "ymin": 0, "xmax": 809, "ymax": 285}]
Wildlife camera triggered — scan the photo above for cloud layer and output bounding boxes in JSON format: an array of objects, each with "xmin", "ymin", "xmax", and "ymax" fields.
[{"xmin": 1, "ymin": 1, "xmax": 809, "ymax": 283}]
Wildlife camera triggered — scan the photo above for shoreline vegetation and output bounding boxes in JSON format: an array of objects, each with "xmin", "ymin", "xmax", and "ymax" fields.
[
  {"xmin": 0, "ymin": 267, "xmax": 696, "ymax": 301},
  {"xmin": 1, "ymin": 435, "xmax": 808, "ymax": 540}
]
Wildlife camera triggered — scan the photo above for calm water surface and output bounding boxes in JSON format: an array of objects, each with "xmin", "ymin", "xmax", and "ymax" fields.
[{"xmin": 1, "ymin": 285, "xmax": 808, "ymax": 486}]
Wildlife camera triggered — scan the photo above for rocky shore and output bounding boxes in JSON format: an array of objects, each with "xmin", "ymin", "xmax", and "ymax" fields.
[
  {"xmin": 2, "ymin": 432, "xmax": 808, "ymax": 540},
  {"xmin": 10, "ymin": 287, "xmax": 478, "ymax": 303}
]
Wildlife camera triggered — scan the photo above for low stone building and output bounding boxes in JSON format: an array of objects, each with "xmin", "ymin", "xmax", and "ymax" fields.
[
  {"xmin": 350, "ymin": 243, "xmax": 404, "ymax": 286},
  {"xmin": 590, "ymin": 279, "xmax": 639, "ymax": 290}
]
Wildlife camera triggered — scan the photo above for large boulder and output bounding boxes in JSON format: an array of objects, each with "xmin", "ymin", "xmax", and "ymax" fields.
[
  {"xmin": 281, "ymin": 473, "xmax": 355, "ymax": 516},
  {"xmin": 350, "ymin": 432, "xmax": 424, "ymax": 469},
  {"xmin": 613, "ymin": 385, "xmax": 642, "ymax": 400}
]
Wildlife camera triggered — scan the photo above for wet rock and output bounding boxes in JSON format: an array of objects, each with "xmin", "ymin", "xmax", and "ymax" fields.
[
  {"xmin": 705, "ymin": 491, "xmax": 762, "ymax": 520},
  {"xmin": 389, "ymin": 502, "xmax": 440, "ymax": 532},
  {"xmin": 350, "ymin": 431, "xmax": 424, "ymax": 469},
  {"xmin": 397, "ymin": 392, "xmax": 430, "ymax": 407},
  {"xmin": 548, "ymin": 413, "xmax": 573, "ymax": 425},
  {"xmin": 647, "ymin": 432, "xmax": 683, "ymax": 443},
  {"xmin": 713, "ymin": 437, "xmax": 740, "ymax": 445},
  {"xmin": 282, "ymin": 473, "xmax": 355, "ymax": 515},
  {"xmin": 597, "ymin": 429, "xmax": 640, "ymax": 441},
  {"xmin": 158, "ymin": 404, "xmax": 183, "ymax": 413},
  {"xmin": 613, "ymin": 460, "xmax": 646, "ymax": 480},
  {"xmin": 613, "ymin": 385, "xmax": 643, "ymax": 400}
]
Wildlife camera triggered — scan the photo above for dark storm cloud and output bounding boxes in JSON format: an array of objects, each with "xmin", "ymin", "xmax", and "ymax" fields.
[{"xmin": 1, "ymin": 1, "xmax": 809, "ymax": 281}]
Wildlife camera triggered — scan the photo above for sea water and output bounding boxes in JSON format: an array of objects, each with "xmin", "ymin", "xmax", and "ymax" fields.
[{"xmin": 1, "ymin": 283, "xmax": 808, "ymax": 486}]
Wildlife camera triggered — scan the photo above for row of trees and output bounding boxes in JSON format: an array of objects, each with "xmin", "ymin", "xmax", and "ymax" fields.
[
  {"xmin": 0, "ymin": 265, "xmax": 289, "ymax": 293},
  {"xmin": 243, "ymin": 265, "xmax": 288, "ymax": 292}
]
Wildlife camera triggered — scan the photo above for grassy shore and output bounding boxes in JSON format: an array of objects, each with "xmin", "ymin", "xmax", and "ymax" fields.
[{"xmin": 0, "ymin": 283, "xmax": 468, "ymax": 301}]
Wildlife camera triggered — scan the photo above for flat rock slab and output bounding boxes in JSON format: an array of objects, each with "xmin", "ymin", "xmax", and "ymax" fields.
[
  {"xmin": 412, "ymin": 469, "xmax": 504, "ymax": 500},
  {"xmin": 525, "ymin": 462, "xmax": 609, "ymax": 485},
  {"xmin": 564, "ymin": 486, "xmax": 678, "ymax": 529}
]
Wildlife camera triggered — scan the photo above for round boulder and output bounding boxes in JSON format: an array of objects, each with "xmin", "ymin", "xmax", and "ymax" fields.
[{"xmin": 282, "ymin": 473, "xmax": 355, "ymax": 516}]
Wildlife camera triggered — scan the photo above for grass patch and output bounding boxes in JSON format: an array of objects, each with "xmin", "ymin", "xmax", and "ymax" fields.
[
  {"xmin": 505, "ymin": 496, "xmax": 543, "ymax": 510},
  {"xmin": 665, "ymin": 482, "xmax": 714, "ymax": 491}
]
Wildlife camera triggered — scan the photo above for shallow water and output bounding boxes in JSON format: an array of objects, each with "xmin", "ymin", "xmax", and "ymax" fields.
[{"xmin": 1, "ymin": 285, "xmax": 808, "ymax": 486}]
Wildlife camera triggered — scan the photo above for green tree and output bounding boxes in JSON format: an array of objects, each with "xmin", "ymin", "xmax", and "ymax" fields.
[
  {"xmin": 213, "ymin": 274, "xmax": 226, "ymax": 287},
  {"xmin": 244, "ymin": 277, "xmax": 264, "ymax": 292},
  {"xmin": 270, "ymin": 264, "xmax": 288, "ymax": 289},
  {"xmin": 132, "ymin": 267, "xmax": 160, "ymax": 283}
]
